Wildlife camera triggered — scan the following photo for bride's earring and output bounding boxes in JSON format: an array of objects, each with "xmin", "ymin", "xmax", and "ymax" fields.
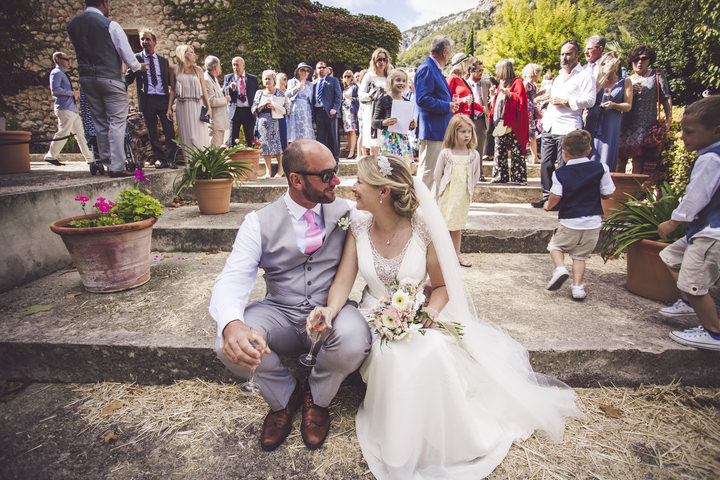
[{"xmin": 379, "ymin": 196, "xmax": 383, "ymax": 204}]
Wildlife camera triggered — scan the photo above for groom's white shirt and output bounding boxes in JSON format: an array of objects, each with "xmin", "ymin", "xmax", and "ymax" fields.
[{"xmin": 210, "ymin": 191, "xmax": 350, "ymax": 337}]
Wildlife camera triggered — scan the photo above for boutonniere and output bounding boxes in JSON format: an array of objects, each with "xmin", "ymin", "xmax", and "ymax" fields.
[{"xmin": 336, "ymin": 211, "xmax": 350, "ymax": 231}]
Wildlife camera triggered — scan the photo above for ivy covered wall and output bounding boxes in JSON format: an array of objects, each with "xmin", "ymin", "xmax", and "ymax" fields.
[{"xmin": 162, "ymin": 0, "xmax": 401, "ymax": 76}]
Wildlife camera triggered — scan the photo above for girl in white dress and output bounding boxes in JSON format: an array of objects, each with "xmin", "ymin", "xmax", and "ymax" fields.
[{"xmin": 308, "ymin": 154, "xmax": 583, "ymax": 480}]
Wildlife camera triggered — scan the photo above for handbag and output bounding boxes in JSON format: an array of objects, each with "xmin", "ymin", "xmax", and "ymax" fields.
[
  {"xmin": 199, "ymin": 106, "xmax": 210, "ymax": 123},
  {"xmin": 492, "ymin": 92, "xmax": 512, "ymax": 137}
]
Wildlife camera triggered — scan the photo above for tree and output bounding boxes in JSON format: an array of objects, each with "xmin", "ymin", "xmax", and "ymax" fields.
[
  {"xmin": 465, "ymin": 28, "xmax": 475, "ymax": 57},
  {"xmin": 481, "ymin": 0, "xmax": 609, "ymax": 75}
]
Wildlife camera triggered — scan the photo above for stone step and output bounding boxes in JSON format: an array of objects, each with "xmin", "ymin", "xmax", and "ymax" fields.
[
  {"xmin": 29, "ymin": 154, "xmax": 542, "ymax": 180},
  {"xmin": 153, "ymin": 202, "xmax": 556, "ymax": 253},
  {"xmin": 2, "ymin": 251, "xmax": 718, "ymax": 387},
  {"xmin": 229, "ymin": 177, "xmax": 541, "ymax": 204}
]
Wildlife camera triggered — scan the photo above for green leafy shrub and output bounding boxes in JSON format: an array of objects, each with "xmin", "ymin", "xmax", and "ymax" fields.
[
  {"xmin": 600, "ymin": 182, "xmax": 686, "ymax": 260},
  {"xmin": 173, "ymin": 142, "xmax": 252, "ymax": 195},
  {"xmin": 660, "ymin": 107, "xmax": 695, "ymax": 193}
]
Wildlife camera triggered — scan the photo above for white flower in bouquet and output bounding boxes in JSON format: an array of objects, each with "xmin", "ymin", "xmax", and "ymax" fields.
[{"xmin": 391, "ymin": 288, "xmax": 412, "ymax": 311}]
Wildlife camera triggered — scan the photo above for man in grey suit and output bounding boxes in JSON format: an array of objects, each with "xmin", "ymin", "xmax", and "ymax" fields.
[
  {"xmin": 210, "ymin": 139, "xmax": 370, "ymax": 451},
  {"xmin": 125, "ymin": 31, "xmax": 177, "ymax": 169},
  {"xmin": 311, "ymin": 61, "xmax": 342, "ymax": 162},
  {"xmin": 67, "ymin": 0, "xmax": 146, "ymax": 178}
]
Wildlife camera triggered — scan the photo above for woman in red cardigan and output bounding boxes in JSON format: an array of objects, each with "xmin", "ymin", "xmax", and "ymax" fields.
[
  {"xmin": 447, "ymin": 53, "xmax": 484, "ymax": 119},
  {"xmin": 490, "ymin": 58, "xmax": 529, "ymax": 184}
]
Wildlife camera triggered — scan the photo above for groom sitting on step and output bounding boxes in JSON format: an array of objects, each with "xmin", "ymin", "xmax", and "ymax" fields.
[{"xmin": 210, "ymin": 139, "xmax": 371, "ymax": 451}]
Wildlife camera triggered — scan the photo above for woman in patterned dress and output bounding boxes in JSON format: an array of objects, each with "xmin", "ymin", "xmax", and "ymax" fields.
[
  {"xmin": 341, "ymin": 69, "xmax": 359, "ymax": 159},
  {"xmin": 286, "ymin": 62, "xmax": 315, "ymax": 143},
  {"xmin": 617, "ymin": 45, "xmax": 672, "ymax": 175},
  {"xmin": 252, "ymin": 70, "xmax": 290, "ymax": 177}
]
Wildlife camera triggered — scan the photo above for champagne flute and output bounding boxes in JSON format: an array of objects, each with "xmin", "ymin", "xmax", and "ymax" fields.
[
  {"xmin": 240, "ymin": 330, "xmax": 267, "ymax": 394},
  {"xmin": 298, "ymin": 318, "xmax": 327, "ymax": 367}
]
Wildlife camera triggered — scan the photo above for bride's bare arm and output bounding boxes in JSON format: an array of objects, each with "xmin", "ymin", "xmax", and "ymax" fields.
[
  {"xmin": 306, "ymin": 232, "xmax": 359, "ymax": 332},
  {"xmin": 422, "ymin": 241, "xmax": 449, "ymax": 327}
]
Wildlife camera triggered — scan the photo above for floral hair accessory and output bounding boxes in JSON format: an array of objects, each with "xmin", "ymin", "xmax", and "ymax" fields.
[{"xmin": 377, "ymin": 155, "xmax": 393, "ymax": 177}]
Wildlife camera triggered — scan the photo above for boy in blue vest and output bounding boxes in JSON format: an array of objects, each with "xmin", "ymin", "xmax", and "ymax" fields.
[
  {"xmin": 657, "ymin": 95, "xmax": 720, "ymax": 351},
  {"xmin": 544, "ymin": 129, "xmax": 615, "ymax": 299}
]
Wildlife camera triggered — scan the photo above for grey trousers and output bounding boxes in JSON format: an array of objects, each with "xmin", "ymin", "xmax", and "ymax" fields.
[
  {"xmin": 418, "ymin": 139, "xmax": 443, "ymax": 195},
  {"xmin": 80, "ymin": 76, "xmax": 129, "ymax": 172},
  {"xmin": 214, "ymin": 300, "xmax": 371, "ymax": 411}
]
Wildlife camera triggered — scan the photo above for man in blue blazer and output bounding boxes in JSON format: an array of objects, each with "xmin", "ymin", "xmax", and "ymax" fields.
[
  {"xmin": 311, "ymin": 61, "xmax": 342, "ymax": 162},
  {"xmin": 415, "ymin": 35, "xmax": 459, "ymax": 192},
  {"xmin": 223, "ymin": 56, "xmax": 259, "ymax": 147}
]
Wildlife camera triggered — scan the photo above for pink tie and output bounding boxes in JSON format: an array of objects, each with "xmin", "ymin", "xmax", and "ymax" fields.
[
  {"xmin": 303, "ymin": 210, "xmax": 322, "ymax": 255},
  {"xmin": 239, "ymin": 75, "xmax": 246, "ymax": 95}
]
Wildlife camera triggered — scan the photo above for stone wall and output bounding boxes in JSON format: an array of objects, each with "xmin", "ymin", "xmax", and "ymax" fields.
[{"xmin": 3, "ymin": 0, "xmax": 211, "ymax": 149}]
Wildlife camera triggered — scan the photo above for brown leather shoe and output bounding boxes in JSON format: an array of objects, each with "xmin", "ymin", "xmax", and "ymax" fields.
[
  {"xmin": 260, "ymin": 382, "xmax": 302, "ymax": 451},
  {"xmin": 300, "ymin": 382, "xmax": 330, "ymax": 449}
]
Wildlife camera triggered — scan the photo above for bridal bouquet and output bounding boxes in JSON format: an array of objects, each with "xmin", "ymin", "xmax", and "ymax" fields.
[{"xmin": 367, "ymin": 278, "xmax": 464, "ymax": 346}]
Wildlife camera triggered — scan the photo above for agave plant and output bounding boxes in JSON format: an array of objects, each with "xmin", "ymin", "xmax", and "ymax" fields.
[
  {"xmin": 600, "ymin": 182, "xmax": 687, "ymax": 261},
  {"xmin": 173, "ymin": 142, "xmax": 252, "ymax": 195}
]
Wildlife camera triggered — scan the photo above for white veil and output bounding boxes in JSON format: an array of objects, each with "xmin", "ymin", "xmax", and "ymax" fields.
[{"xmin": 413, "ymin": 177, "xmax": 584, "ymax": 443}]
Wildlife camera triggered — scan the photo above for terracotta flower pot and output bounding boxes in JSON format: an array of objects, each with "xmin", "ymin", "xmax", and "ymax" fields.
[
  {"xmin": 50, "ymin": 214, "xmax": 157, "ymax": 293},
  {"xmin": 0, "ymin": 130, "xmax": 31, "ymax": 174},
  {"xmin": 626, "ymin": 239, "xmax": 681, "ymax": 302},
  {"xmin": 193, "ymin": 178, "xmax": 233, "ymax": 214},
  {"xmin": 602, "ymin": 173, "xmax": 650, "ymax": 219},
  {"xmin": 229, "ymin": 149, "xmax": 261, "ymax": 180}
]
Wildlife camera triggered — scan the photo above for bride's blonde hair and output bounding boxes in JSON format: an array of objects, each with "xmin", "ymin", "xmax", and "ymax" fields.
[{"xmin": 357, "ymin": 155, "xmax": 418, "ymax": 218}]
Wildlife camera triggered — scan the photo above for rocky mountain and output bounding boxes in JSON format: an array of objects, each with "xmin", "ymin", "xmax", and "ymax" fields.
[{"xmin": 400, "ymin": 0, "xmax": 498, "ymax": 53}]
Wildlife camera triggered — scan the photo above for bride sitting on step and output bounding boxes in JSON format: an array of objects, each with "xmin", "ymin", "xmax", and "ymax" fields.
[{"xmin": 308, "ymin": 154, "xmax": 584, "ymax": 479}]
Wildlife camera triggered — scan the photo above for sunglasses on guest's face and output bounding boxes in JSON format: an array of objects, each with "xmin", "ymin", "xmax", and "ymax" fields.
[
  {"xmin": 471, "ymin": 66, "xmax": 483, "ymax": 72},
  {"xmin": 343, "ymin": 74, "xmax": 353, "ymax": 78},
  {"xmin": 562, "ymin": 40, "xmax": 580, "ymax": 49},
  {"xmin": 376, "ymin": 57, "xmax": 388, "ymax": 63},
  {"xmin": 295, "ymin": 165, "xmax": 339, "ymax": 183},
  {"xmin": 59, "ymin": 57, "xmax": 70, "ymax": 61},
  {"xmin": 635, "ymin": 56, "xmax": 651, "ymax": 62}
]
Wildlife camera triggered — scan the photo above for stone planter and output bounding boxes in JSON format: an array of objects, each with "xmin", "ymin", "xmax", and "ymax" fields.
[
  {"xmin": 626, "ymin": 239, "xmax": 681, "ymax": 302},
  {"xmin": 230, "ymin": 149, "xmax": 261, "ymax": 180},
  {"xmin": 0, "ymin": 130, "xmax": 31, "ymax": 174},
  {"xmin": 50, "ymin": 214, "xmax": 157, "ymax": 293},
  {"xmin": 193, "ymin": 178, "xmax": 233, "ymax": 215},
  {"xmin": 602, "ymin": 173, "xmax": 650, "ymax": 219}
]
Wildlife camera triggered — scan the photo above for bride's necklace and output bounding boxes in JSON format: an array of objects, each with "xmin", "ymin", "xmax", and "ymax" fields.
[{"xmin": 372, "ymin": 217, "xmax": 403, "ymax": 245}]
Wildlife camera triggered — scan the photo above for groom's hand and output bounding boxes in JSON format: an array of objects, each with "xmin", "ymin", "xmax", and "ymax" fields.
[{"xmin": 222, "ymin": 321, "xmax": 269, "ymax": 370}]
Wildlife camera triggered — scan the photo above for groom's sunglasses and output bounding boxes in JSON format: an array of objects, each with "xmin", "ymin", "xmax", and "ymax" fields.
[{"xmin": 295, "ymin": 165, "xmax": 338, "ymax": 183}]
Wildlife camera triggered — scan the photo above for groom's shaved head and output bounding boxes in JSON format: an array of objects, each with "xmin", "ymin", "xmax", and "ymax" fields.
[{"xmin": 282, "ymin": 139, "xmax": 312, "ymax": 178}]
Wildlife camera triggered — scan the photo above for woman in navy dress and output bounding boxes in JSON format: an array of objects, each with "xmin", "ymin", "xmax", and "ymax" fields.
[{"xmin": 585, "ymin": 52, "xmax": 634, "ymax": 172}]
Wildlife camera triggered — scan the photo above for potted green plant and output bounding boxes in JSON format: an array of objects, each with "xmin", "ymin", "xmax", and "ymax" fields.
[
  {"xmin": 49, "ymin": 170, "xmax": 164, "ymax": 293},
  {"xmin": 173, "ymin": 142, "xmax": 251, "ymax": 215},
  {"xmin": 228, "ymin": 126, "xmax": 262, "ymax": 179},
  {"xmin": 600, "ymin": 182, "xmax": 685, "ymax": 302}
]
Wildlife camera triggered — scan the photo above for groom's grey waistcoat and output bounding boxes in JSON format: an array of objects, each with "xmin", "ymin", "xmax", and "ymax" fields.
[{"xmin": 256, "ymin": 197, "xmax": 350, "ymax": 307}]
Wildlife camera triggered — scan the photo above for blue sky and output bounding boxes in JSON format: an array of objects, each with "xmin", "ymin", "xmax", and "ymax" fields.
[{"xmin": 317, "ymin": 0, "xmax": 479, "ymax": 32}]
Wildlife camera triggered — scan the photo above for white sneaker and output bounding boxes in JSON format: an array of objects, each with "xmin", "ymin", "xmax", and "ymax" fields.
[
  {"xmin": 669, "ymin": 326, "xmax": 720, "ymax": 351},
  {"xmin": 546, "ymin": 267, "xmax": 569, "ymax": 290},
  {"xmin": 659, "ymin": 299, "xmax": 697, "ymax": 318},
  {"xmin": 571, "ymin": 284, "xmax": 586, "ymax": 300}
]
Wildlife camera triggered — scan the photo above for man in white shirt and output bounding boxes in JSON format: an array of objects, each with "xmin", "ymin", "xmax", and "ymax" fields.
[
  {"xmin": 210, "ymin": 139, "xmax": 370, "ymax": 451},
  {"xmin": 532, "ymin": 40, "xmax": 596, "ymax": 207},
  {"xmin": 67, "ymin": 0, "xmax": 146, "ymax": 178}
]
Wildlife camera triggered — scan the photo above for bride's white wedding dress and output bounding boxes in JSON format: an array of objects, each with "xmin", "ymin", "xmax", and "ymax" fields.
[{"xmin": 352, "ymin": 180, "xmax": 583, "ymax": 480}]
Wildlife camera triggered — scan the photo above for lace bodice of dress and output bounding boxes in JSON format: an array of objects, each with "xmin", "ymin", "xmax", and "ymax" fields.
[{"xmin": 351, "ymin": 212, "xmax": 431, "ymax": 301}]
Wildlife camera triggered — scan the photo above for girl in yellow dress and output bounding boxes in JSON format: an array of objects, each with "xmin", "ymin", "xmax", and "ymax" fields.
[{"xmin": 434, "ymin": 114, "xmax": 482, "ymax": 267}]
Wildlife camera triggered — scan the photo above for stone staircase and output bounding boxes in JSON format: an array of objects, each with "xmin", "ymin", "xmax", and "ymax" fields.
[{"xmin": 2, "ymin": 155, "xmax": 719, "ymax": 388}]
